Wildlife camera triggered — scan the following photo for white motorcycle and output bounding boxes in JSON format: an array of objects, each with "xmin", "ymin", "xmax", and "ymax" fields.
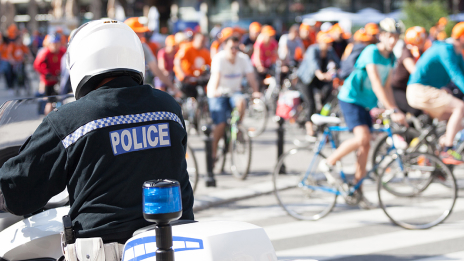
[{"xmin": 0, "ymin": 96, "xmax": 281, "ymax": 261}]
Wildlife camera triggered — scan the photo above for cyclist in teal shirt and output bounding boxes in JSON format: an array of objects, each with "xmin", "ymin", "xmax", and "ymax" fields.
[
  {"xmin": 406, "ymin": 22, "xmax": 464, "ymax": 164},
  {"xmin": 320, "ymin": 18, "xmax": 407, "ymax": 208}
]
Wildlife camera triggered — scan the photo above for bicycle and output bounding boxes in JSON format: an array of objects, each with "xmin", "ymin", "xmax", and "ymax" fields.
[
  {"xmin": 179, "ymin": 71, "xmax": 211, "ymax": 135},
  {"xmin": 273, "ymin": 112, "xmax": 457, "ymax": 229},
  {"xmin": 186, "ymin": 144, "xmax": 199, "ymax": 193},
  {"xmin": 214, "ymin": 107, "xmax": 252, "ymax": 180}
]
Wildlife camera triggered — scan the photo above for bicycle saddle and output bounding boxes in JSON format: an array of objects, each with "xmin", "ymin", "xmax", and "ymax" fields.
[{"xmin": 311, "ymin": 114, "xmax": 341, "ymax": 126}]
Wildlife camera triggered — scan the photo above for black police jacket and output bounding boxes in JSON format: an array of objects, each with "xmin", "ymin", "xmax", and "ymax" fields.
[{"xmin": 0, "ymin": 76, "xmax": 194, "ymax": 244}]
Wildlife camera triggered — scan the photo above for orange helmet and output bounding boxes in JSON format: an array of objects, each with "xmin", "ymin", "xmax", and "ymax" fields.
[
  {"xmin": 452, "ymin": 22, "xmax": 464, "ymax": 39},
  {"xmin": 299, "ymin": 23, "xmax": 312, "ymax": 32},
  {"xmin": 124, "ymin": 17, "xmax": 149, "ymax": 33},
  {"xmin": 404, "ymin": 26, "xmax": 427, "ymax": 46},
  {"xmin": 249, "ymin": 22, "xmax": 262, "ymax": 33},
  {"xmin": 219, "ymin": 27, "xmax": 235, "ymax": 40},
  {"xmin": 316, "ymin": 32, "xmax": 333, "ymax": 43},
  {"xmin": 261, "ymin": 25, "xmax": 276, "ymax": 36},
  {"xmin": 365, "ymin": 23, "xmax": 379, "ymax": 36},
  {"xmin": 165, "ymin": 35, "xmax": 176, "ymax": 46},
  {"xmin": 7, "ymin": 24, "xmax": 18, "ymax": 39},
  {"xmin": 353, "ymin": 29, "xmax": 374, "ymax": 42},
  {"xmin": 438, "ymin": 17, "xmax": 448, "ymax": 26}
]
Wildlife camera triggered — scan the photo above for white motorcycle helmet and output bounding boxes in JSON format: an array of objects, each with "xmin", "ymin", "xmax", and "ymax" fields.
[{"xmin": 67, "ymin": 20, "xmax": 145, "ymax": 99}]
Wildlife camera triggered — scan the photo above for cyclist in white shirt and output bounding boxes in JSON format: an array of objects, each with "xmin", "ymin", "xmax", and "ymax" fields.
[{"xmin": 207, "ymin": 36, "xmax": 261, "ymax": 161}]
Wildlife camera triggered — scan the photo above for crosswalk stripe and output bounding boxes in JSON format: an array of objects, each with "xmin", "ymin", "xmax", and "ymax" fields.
[{"xmin": 276, "ymin": 225, "xmax": 464, "ymax": 260}]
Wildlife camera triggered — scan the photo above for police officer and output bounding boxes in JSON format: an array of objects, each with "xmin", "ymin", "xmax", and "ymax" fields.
[{"xmin": 0, "ymin": 20, "xmax": 194, "ymax": 246}]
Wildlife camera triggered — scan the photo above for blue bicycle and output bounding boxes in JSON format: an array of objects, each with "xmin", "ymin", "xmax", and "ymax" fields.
[{"xmin": 273, "ymin": 113, "xmax": 457, "ymax": 229}]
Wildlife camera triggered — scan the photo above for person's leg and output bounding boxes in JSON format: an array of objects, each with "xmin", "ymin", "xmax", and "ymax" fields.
[
  {"xmin": 442, "ymin": 97, "xmax": 464, "ymax": 148},
  {"xmin": 297, "ymin": 79, "xmax": 316, "ymax": 136},
  {"xmin": 326, "ymin": 100, "xmax": 372, "ymax": 169},
  {"xmin": 352, "ymin": 125, "xmax": 371, "ymax": 182},
  {"xmin": 208, "ymin": 97, "xmax": 230, "ymax": 160},
  {"xmin": 212, "ymin": 123, "xmax": 226, "ymax": 160}
]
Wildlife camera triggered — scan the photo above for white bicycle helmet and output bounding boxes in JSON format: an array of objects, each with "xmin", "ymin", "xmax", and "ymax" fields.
[{"xmin": 67, "ymin": 20, "xmax": 145, "ymax": 99}]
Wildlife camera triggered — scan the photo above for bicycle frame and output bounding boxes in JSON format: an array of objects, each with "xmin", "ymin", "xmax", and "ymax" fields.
[{"xmin": 301, "ymin": 124, "xmax": 403, "ymax": 197}]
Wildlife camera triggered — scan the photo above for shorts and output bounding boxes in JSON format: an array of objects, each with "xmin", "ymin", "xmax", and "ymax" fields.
[
  {"xmin": 208, "ymin": 93, "xmax": 244, "ymax": 124},
  {"xmin": 406, "ymin": 83, "xmax": 453, "ymax": 118},
  {"xmin": 392, "ymin": 87, "xmax": 422, "ymax": 117},
  {"xmin": 338, "ymin": 99, "xmax": 372, "ymax": 131}
]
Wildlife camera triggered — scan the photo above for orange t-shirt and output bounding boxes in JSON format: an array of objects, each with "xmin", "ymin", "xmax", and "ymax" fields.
[
  {"xmin": 174, "ymin": 45, "xmax": 211, "ymax": 80},
  {"xmin": 7, "ymin": 43, "xmax": 29, "ymax": 61}
]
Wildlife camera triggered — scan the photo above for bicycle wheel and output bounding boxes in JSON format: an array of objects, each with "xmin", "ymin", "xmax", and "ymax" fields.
[
  {"xmin": 378, "ymin": 152, "xmax": 457, "ymax": 229},
  {"xmin": 243, "ymin": 98, "xmax": 268, "ymax": 138},
  {"xmin": 229, "ymin": 125, "xmax": 252, "ymax": 180},
  {"xmin": 371, "ymin": 128, "xmax": 433, "ymax": 177},
  {"xmin": 185, "ymin": 144, "xmax": 199, "ymax": 193},
  {"xmin": 273, "ymin": 147, "xmax": 338, "ymax": 221}
]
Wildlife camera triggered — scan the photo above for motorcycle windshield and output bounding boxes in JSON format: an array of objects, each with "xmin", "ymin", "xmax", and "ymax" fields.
[{"xmin": 0, "ymin": 95, "xmax": 74, "ymax": 159}]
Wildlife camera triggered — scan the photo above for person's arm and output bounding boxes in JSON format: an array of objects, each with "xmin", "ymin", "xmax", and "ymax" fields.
[
  {"xmin": 174, "ymin": 48, "xmax": 188, "ymax": 81},
  {"xmin": 0, "ymin": 119, "xmax": 67, "ymax": 215},
  {"xmin": 244, "ymin": 55, "xmax": 261, "ymax": 97},
  {"xmin": 206, "ymin": 56, "xmax": 221, "ymax": 97},
  {"xmin": 441, "ymin": 46, "xmax": 464, "ymax": 92},
  {"xmin": 148, "ymin": 59, "xmax": 175, "ymax": 91},
  {"xmin": 33, "ymin": 49, "xmax": 50, "ymax": 76},
  {"xmin": 402, "ymin": 57, "xmax": 416, "ymax": 74},
  {"xmin": 366, "ymin": 64, "xmax": 406, "ymax": 124},
  {"xmin": 157, "ymin": 51, "xmax": 169, "ymax": 76},
  {"xmin": 253, "ymin": 42, "xmax": 265, "ymax": 72},
  {"xmin": 246, "ymin": 72, "xmax": 261, "ymax": 97},
  {"xmin": 207, "ymin": 71, "xmax": 221, "ymax": 97},
  {"xmin": 366, "ymin": 64, "xmax": 396, "ymax": 109}
]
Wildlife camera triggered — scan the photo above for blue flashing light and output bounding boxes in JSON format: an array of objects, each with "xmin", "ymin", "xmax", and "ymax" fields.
[{"xmin": 143, "ymin": 181, "xmax": 182, "ymax": 215}]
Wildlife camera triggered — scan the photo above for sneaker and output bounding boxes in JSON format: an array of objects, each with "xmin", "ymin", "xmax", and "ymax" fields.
[
  {"xmin": 358, "ymin": 195, "xmax": 377, "ymax": 210},
  {"xmin": 318, "ymin": 159, "xmax": 338, "ymax": 185},
  {"xmin": 440, "ymin": 150, "xmax": 464, "ymax": 165},
  {"xmin": 305, "ymin": 134, "xmax": 317, "ymax": 143}
]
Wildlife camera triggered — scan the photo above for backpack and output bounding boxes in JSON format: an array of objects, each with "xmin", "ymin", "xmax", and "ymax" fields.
[{"xmin": 338, "ymin": 43, "xmax": 367, "ymax": 80}]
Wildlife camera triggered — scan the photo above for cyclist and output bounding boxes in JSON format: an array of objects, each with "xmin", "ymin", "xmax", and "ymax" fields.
[
  {"xmin": 0, "ymin": 21, "xmax": 194, "ymax": 252},
  {"xmin": 391, "ymin": 26, "xmax": 426, "ymax": 117},
  {"xmin": 252, "ymin": 25, "xmax": 278, "ymax": 89},
  {"xmin": 155, "ymin": 35, "xmax": 177, "ymax": 92},
  {"xmin": 124, "ymin": 17, "xmax": 176, "ymax": 93},
  {"xmin": 296, "ymin": 32, "xmax": 340, "ymax": 139},
  {"xmin": 4, "ymin": 24, "xmax": 19, "ymax": 91},
  {"xmin": 33, "ymin": 34, "xmax": 65, "ymax": 96},
  {"xmin": 174, "ymin": 33, "xmax": 211, "ymax": 98},
  {"xmin": 241, "ymin": 22, "xmax": 261, "ymax": 57},
  {"xmin": 406, "ymin": 22, "xmax": 464, "ymax": 165},
  {"xmin": 321, "ymin": 18, "xmax": 407, "ymax": 208},
  {"xmin": 206, "ymin": 36, "xmax": 261, "ymax": 161},
  {"xmin": 278, "ymin": 24, "xmax": 304, "ymax": 70}
]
